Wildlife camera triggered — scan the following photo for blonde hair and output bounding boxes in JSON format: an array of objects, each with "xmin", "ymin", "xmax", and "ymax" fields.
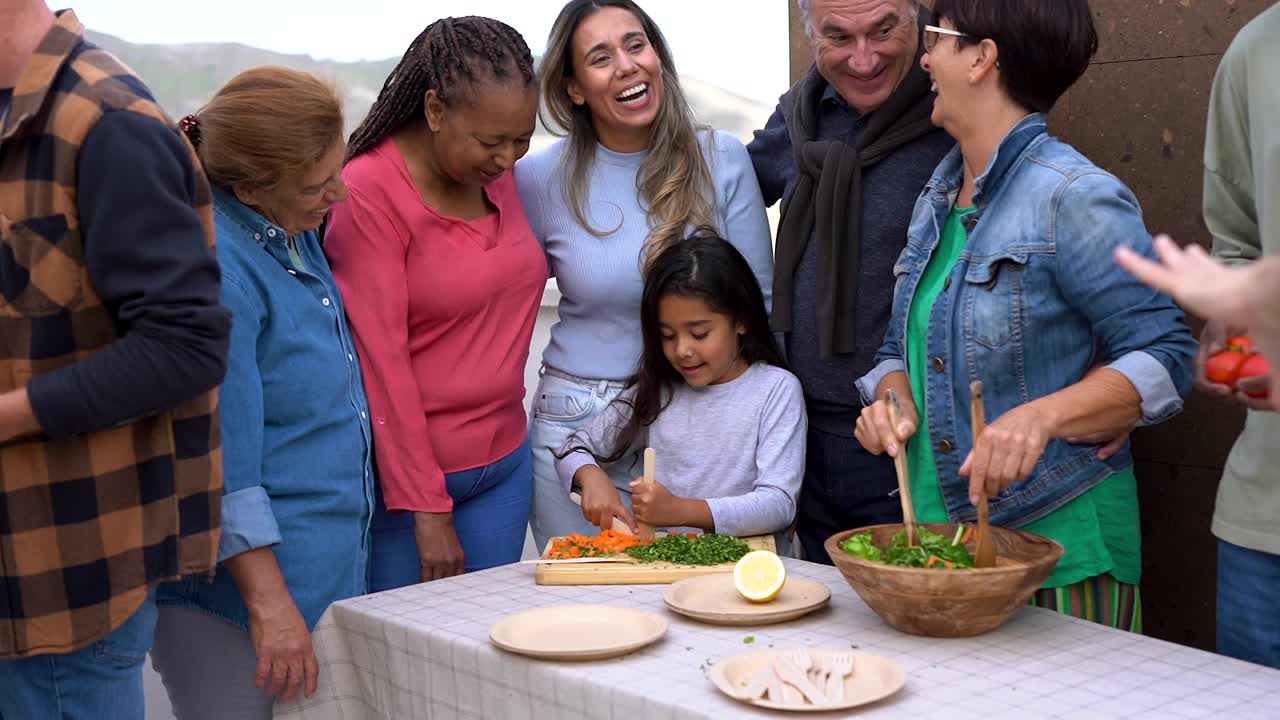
[
  {"xmin": 183, "ymin": 66, "xmax": 343, "ymax": 191},
  {"xmin": 539, "ymin": 0, "xmax": 715, "ymax": 271}
]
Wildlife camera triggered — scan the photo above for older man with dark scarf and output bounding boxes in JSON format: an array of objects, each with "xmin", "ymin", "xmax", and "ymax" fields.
[{"xmin": 748, "ymin": 0, "xmax": 954, "ymax": 562}]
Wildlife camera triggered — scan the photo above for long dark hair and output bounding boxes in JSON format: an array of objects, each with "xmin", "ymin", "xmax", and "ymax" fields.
[
  {"xmin": 345, "ymin": 16, "xmax": 536, "ymax": 162},
  {"xmin": 568, "ymin": 230, "xmax": 786, "ymax": 465},
  {"xmin": 539, "ymin": 0, "xmax": 714, "ymax": 269}
]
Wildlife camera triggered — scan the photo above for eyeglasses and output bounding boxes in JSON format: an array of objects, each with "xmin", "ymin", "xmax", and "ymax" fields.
[{"xmin": 923, "ymin": 24, "xmax": 970, "ymax": 52}]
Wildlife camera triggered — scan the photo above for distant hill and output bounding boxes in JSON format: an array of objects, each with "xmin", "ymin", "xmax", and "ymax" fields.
[{"xmin": 86, "ymin": 30, "xmax": 770, "ymax": 144}]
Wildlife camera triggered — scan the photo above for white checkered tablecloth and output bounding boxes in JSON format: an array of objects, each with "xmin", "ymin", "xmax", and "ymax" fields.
[{"xmin": 274, "ymin": 559, "xmax": 1280, "ymax": 720}]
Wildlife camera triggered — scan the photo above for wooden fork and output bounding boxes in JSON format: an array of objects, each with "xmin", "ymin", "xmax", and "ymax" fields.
[{"xmin": 970, "ymin": 381, "xmax": 996, "ymax": 568}]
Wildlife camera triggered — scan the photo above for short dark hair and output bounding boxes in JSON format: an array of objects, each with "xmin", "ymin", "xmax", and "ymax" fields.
[{"xmin": 933, "ymin": 0, "xmax": 1098, "ymax": 113}]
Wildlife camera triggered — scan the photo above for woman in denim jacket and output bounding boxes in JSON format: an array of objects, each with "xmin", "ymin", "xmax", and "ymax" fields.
[
  {"xmin": 153, "ymin": 68, "xmax": 374, "ymax": 717},
  {"xmin": 855, "ymin": 0, "xmax": 1196, "ymax": 630}
]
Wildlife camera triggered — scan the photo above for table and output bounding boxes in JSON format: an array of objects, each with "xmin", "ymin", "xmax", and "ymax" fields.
[{"xmin": 275, "ymin": 559, "xmax": 1280, "ymax": 719}]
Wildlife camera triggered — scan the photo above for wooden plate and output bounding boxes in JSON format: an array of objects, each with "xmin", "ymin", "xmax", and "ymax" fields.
[
  {"xmin": 489, "ymin": 604, "xmax": 667, "ymax": 661},
  {"xmin": 663, "ymin": 574, "xmax": 831, "ymax": 626},
  {"xmin": 709, "ymin": 649, "xmax": 907, "ymax": 712}
]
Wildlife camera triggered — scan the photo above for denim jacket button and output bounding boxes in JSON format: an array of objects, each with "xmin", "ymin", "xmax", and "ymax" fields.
[
  {"xmin": 938, "ymin": 439, "xmax": 953, "ymax": 453},
  {"xmin": 932, "ymin": 357, "xmax": 946, "ymax": 373}
]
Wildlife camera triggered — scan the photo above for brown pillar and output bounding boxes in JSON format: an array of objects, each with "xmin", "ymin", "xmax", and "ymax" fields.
[{"xmin": 786, "ymin": 0, "xmax": 1274, "ymax": 650}]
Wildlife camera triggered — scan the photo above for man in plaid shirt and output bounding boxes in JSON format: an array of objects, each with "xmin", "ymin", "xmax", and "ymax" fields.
[{"xmin": 0, "ymin": 2, "xmax": 230, "ymax": 717}]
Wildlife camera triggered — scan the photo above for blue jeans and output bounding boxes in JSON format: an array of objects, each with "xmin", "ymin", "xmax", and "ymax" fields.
[
  {"xmin": 527, "ymin": 367, "xmax": 638, "ymax": 552},
  {"xmin": 1218, "ymin": 539, "xmax": 1280, "ymax": 669},
  {"xmin": 0, "ymin": 590, "xmax": 157, "ymax": 720},
  {"xmin": 795, "ymin": 426, "xmax": 903, "ymax": 564},
  {"xmin": 370, "ymin": 437, "xmax": 532, "ymax": 591}
]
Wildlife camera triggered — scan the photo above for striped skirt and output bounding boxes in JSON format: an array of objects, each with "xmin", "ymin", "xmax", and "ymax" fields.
[{"xmin": 1028, "ymin": 574, "xmax": 1142, "ymax": 632}]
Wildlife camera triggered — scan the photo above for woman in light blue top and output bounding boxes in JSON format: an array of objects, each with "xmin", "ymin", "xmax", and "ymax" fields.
[
  {"xmin": 516, "ymin": 0, "xmax": 774, "ymax": 550},
  {"xmin": 153, "ymin": 68, "xmax": 374, "ymax": 719}
]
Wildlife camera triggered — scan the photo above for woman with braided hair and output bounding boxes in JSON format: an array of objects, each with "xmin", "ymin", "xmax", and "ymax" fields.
[
  {"xmin": 517, "ymin": 0, "xmax": 774, "ymax": 549},
  {"xmin": 324, "ymin": 16, "xmax": 546, "ymax": 590}
]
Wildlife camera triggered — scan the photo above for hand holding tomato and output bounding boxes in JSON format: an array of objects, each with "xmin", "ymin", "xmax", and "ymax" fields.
[{"xmin": 1206, "ymin": 335, "xmax": 1270, "ymax": 399}]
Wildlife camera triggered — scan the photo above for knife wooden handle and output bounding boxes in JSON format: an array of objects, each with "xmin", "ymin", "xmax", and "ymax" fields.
[{"xmin": 637, "ymin": 448, "xmax": 657, "ymax": 541}]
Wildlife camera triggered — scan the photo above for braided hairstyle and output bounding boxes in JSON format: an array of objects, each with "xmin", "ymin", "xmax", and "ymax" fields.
[{"xmin": 346, "ymin": 16, "xmax": 536, "ymax": 162}]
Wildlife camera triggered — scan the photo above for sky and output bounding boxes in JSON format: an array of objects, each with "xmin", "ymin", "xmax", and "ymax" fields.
[{"xmin": 67, "ymin": 0, "xmax": 792, "ymax": 106}]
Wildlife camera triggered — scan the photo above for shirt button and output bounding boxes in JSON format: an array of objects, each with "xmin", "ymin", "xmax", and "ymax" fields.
[
  {"xmin": 360, "ymin": 411, "xmax": 367, "ymax": 419},
  {"xmin": 287, "ymin": 269, "xmax": 297, "ymax": 275},
  {"xmin": 322, "ymin": 298, "xmax": 331, "ymax": 306},
  {"xmin": 938, "ymin": 439, "xmax": 953, "ymax": 453},
  {"xmin": 254, "ymin": 233, "xmax": 261, "ymax": 240},
  {"xmin": 267, "ymin": 229, "xmax": 277, "ymax": 237},
  {"xmin": 932, "ymin": 357, "xmax": 946, "ymax": 373},
  {"xmin": 348, "ymin": 353, "xmax": 354, "ymax": 362}
]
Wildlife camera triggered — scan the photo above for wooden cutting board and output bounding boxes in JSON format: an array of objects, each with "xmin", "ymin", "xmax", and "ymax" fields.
[{"xmin": 534, "ymin": 535, "xmax": 777, "ymax": 586}]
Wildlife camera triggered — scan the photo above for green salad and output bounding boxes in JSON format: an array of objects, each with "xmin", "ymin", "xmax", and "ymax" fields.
[{"xmin": 839, "ymin": 526, "xmax": 976, "ymax": 569}]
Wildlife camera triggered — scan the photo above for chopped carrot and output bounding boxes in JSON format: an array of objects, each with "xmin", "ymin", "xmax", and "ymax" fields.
[
  {"xmin": 942, "ymin": 559, "xmax": 955, "ymax": 569},
  {"xmin": 926, "ymin": 555, "xmax": 940, "ymax": 568},
  {"xmin": 960, "ymin": 527, "xmax": 975, "ymax": 545},
  {"xmin": 546, "ymin": 529, "xmax": 646, "ymax": 559}
]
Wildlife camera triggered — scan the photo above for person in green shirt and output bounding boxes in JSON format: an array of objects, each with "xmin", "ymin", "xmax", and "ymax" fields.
[{"xmin": 854, "ymin": 0, "xmax": 1196, "ymax": 632}]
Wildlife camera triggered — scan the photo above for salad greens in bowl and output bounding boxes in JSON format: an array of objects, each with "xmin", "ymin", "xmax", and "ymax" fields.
[{"xmin": 824, "ymin": 523, "xmax": 1062, "ymax": 638}]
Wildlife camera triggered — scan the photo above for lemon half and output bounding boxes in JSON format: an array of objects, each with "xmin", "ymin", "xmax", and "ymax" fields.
[{"xmin": 733, "ymin": 550, "xmax": 786, "ymax": 603}]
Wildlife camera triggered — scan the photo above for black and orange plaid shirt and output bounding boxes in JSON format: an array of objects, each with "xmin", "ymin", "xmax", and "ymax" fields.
[{"xmin": 0, "ymin": 11, "xmax": 222, "ymax": 658}]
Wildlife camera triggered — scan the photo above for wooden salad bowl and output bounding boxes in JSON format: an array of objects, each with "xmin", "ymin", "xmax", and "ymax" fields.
[{"xmin": 824, "ymin": 523, "xmax": 1063, "ymax": 638}]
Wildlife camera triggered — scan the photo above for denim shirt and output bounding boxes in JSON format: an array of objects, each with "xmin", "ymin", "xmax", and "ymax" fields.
[
  {"xmin": 157, "ymin": 189, "xmax": 374, "ymax": 630},
  {"xmin": 856, "ymin": 114, "xmax": 1196, "ymax": 528}
]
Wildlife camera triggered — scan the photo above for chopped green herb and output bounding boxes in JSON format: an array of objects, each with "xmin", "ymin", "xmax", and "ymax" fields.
[
  {"xmin": 624, "ymin": 533, "xmax": 750, "ymax": 565},
  {"xmin": 743, "ymin": 636, "xmax": 755, "ymax": 644}
]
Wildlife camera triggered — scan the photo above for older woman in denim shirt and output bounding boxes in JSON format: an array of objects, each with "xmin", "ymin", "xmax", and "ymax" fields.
[
  {"xmin": 151, "ymin": 68, "xmax": 374, "ymax": 718},
  {"xmin": 855, "ymin": 0, "xmax": 1196, "ymax": 631}
]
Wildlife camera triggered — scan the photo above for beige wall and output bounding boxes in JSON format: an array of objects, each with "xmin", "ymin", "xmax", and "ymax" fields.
[{"xmin": 785, "ymin": 0, "xmax": 1274, "ymax": 650}]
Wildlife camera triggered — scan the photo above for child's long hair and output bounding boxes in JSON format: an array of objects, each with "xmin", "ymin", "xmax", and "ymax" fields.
[{"xmin": 572, "ymin": 229, "xmax": 787, "ymax": 465}]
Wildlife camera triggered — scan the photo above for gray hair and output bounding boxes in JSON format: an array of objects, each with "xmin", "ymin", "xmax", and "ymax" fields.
[{"xmin": 798, "ymin": 0, "xmax": 920, "ymax": 39}]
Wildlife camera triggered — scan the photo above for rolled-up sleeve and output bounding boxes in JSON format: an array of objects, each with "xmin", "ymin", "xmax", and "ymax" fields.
[
  {"xmin": 1104, "ymin": 351, "xmax": 1184, "ymax": 426},
  {"xmin": 1055, "ymin": 173, "xmax": 1197, "ymax": 425},
  {"xmin": 855, "ymin": 358, "xmax": 906, "ymax": 406},
  {"xmin": 214, "ymin": 275, "xmax": 281, "ymax": 561}
]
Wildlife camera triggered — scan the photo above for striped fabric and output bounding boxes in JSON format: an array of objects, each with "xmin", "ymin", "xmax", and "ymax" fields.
[
  {"xmin": 1028, "ymin": 574, "xmax": 1142, "ymax": 633},
  {"xmin": 0, "ymin": 11, "xmax": 221, "ymax": 658}
]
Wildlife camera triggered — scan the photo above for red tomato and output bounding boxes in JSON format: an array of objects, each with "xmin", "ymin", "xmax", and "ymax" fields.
[
  {"xmin": 1206, "ymin": 349, "xmax": 1249, "ymax": 386},
  {"xmin": 1238, "ymin": 353, "xmax": 1271, "ymax": 398}
]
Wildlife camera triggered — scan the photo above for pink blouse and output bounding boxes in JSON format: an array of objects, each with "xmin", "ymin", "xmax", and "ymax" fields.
[{"xmin": 325, "ymin": 138, "xmax": 548, "ymax": 513}]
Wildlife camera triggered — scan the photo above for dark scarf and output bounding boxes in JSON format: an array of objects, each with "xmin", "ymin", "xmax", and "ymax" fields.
[{"xmin": 771, "ymin": 53, "xmax": 938, "ymax": 359}]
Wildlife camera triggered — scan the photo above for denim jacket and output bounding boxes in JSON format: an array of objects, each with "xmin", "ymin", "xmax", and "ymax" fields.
[
  {"xmin": 157, "ymin": 189, "xmax": 375, "ymax": 630},
  {"xmin": 855, "ymin": 114, "xmax": 1196, "ymax": 528}
]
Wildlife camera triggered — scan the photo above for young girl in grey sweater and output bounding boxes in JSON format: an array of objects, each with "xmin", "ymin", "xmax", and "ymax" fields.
[{"xmin": 556, "ymin": 232, "xmax": 806, "ymax": 548}]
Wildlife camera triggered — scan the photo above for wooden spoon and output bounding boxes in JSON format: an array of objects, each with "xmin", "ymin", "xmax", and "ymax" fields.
[
  {"xmin": 637, "ymin": 447, "xmax": 657, "ymax": 541},
  {"xmin": 969, "ymin": 381, "xmax": 996, "ymax": 568},
  {"xmin": 884, "ymin": 390, "xmax": 917, "ymax": 546}
]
